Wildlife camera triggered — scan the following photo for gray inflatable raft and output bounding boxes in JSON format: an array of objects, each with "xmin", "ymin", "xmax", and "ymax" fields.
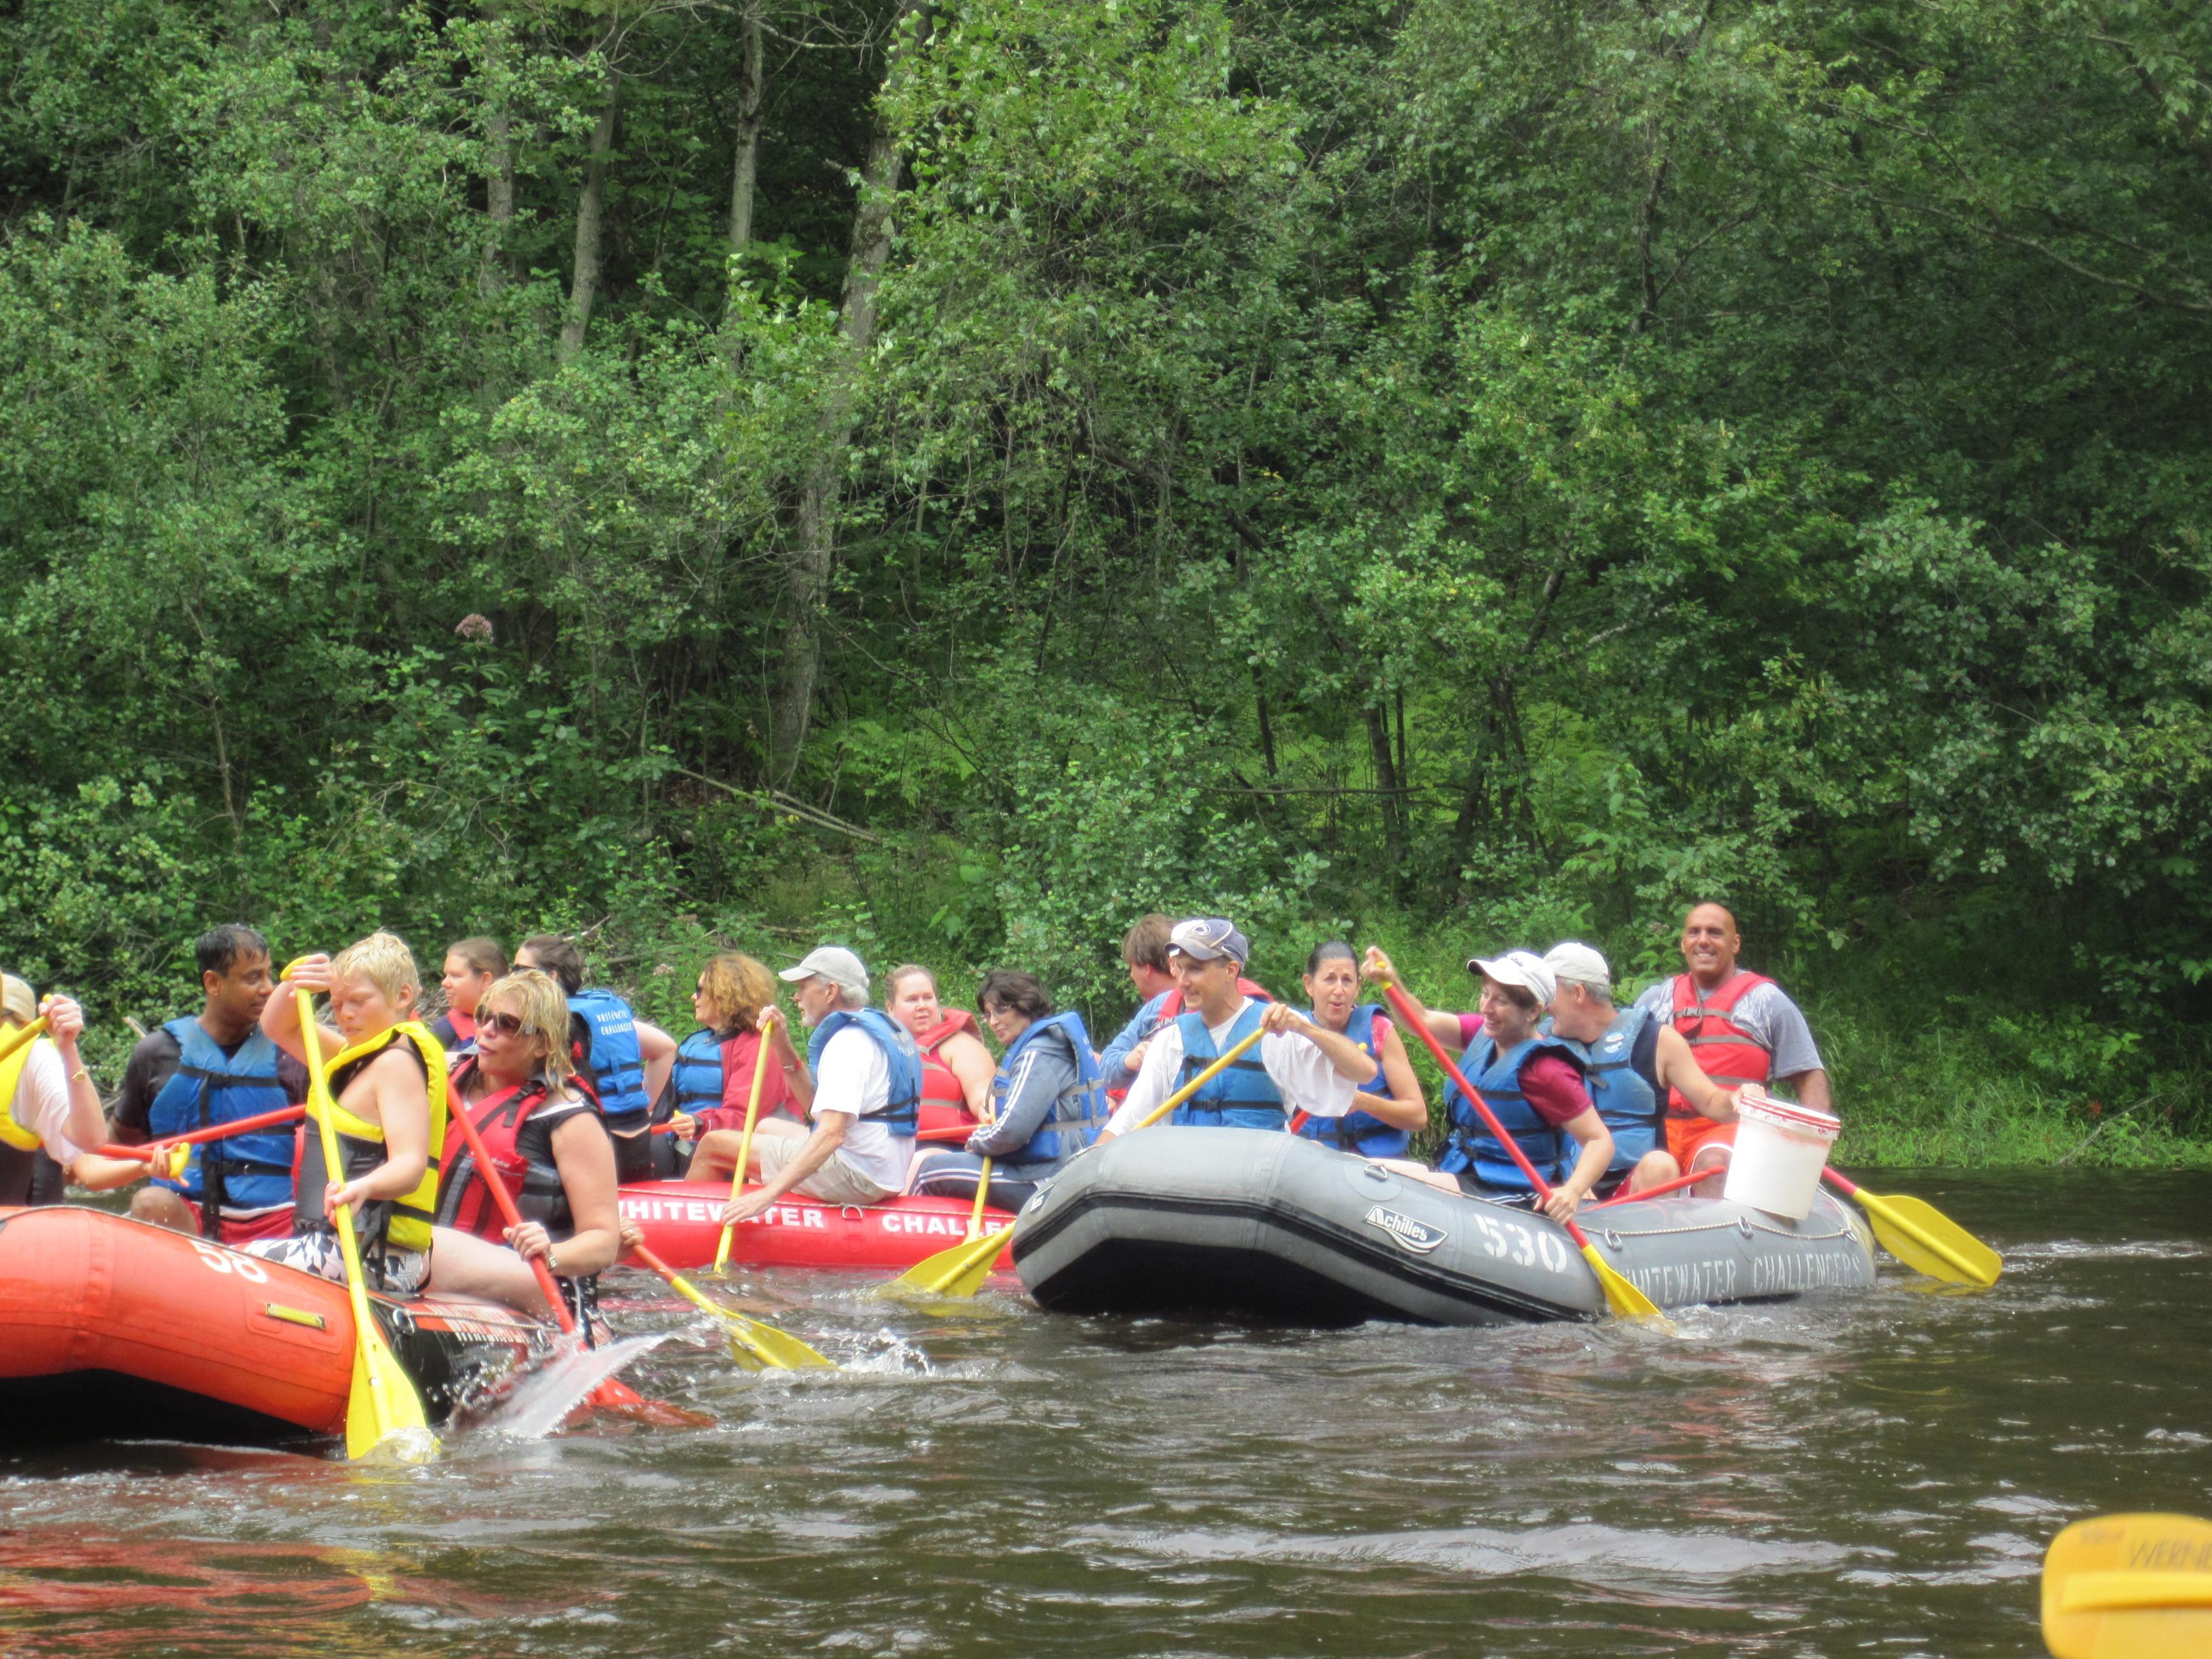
[{"xmin": 1011, "ymin": 1128, "xmax": 1875, "ymax": 1326}]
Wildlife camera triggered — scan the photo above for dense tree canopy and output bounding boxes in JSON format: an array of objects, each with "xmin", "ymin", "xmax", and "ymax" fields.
[{"xmin": 4, "ymin": 0, "xmax": 2207, "ymax": 1153}]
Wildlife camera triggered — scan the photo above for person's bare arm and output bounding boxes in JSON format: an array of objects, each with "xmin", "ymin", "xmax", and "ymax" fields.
[
  {"xmin": 943, "ymin": 1031, "xmax": 997, "ymax": 1119},
  {"xmin": 529, "ymin": 1113, "xmax": 621, "ymax": 1275},
  {"xmin": 1261, "ymin": 1004, "xmax": 1379, "ymax": 1084},
  {"xmin": 260, "ymin": 956, "xmax": 344, "ymax": 1065},
  {"xmin": 41, "ymin": 997, "xmax": 107, "ymax": 1153},
  {"xmin": 1361, "ymin": 1019, "xmax": 1429, "ymax": 1132},
  {"xmin": 1782, "ymin": 1069, "xmax": 1832, "ymax": 1113},
  {"xmin": 1551, "ymin": 1109, "xmax": 1616, "ymax": 1223},
  {"xmin": 329, "ymin": 1050, "xmax": 430, "ymax": 1214},
  {"xmin": 635, "ymin": 1020, "xmax": 677, "ymax": 1109},
  {"xmin": 1359, "ymin": 948, "xmax": 1462, "ymax": 1048},
  {"xmin": 1652, "ymin": 1025, "xmax": 1738, "ymax": 1121},
  {"xmin": 69, "ymin": 1152, "xmax": 152, "ymax": 1192},
  {"xmin": 759, "ymin": 1006, "xmax": 815, "ymax": 1110}
]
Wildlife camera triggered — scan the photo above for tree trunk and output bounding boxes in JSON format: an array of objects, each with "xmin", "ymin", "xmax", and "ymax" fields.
[
  {"xmin": 558, "ymin": 69, "xmax": 621, "ymax": 362},
  {"xmin": 769, "ymin": 1, "xmax": 926, "ymax": 777},
  {"xmin": 727, "ymin": 0, "xmax": 764, "ymax": 256},
  {"xmin": 1365, "ymin": 702, "xmax": 1406, "ymax": 893}
]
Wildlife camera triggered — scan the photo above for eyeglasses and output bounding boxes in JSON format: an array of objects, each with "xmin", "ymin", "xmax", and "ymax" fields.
[{"xmin": 479, "ymin": 1010, "xmax": 527, "ymax": 1038}]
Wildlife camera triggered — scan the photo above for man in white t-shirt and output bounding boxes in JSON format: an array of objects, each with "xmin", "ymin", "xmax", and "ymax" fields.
[
  {"xmin": 718, "ymin": 946, "xmax": 920, "ymax": 1223},
  {"xmin": 1099, "ymin": 918, "xmax": 1376, "ymax": 1139},
  {"xmin": 1, "ymin": 975, "xmax": 110, "ymax": 1206}
]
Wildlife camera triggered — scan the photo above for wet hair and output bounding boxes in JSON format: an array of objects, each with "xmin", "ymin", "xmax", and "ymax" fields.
[
  {"xmin": 479, "ymin": 968, "xmax": 573, "ymax": 1082},
  {"xmin": 445, "ymin": 936, "xmax": 507, "ymax": 980},
  {"xmin": 1305, "ymin": 940, "xmax": 1357, "ymax": 977},
  {"xmin": 331, "ymin": 932, "xmax": 419, "ymax": 1010},
  {"xmin": 1122, "ymin": 914, "xmax": 1174, "ymax": 974},
  {"xmin": 884, "ymin": 964, "xmax": 937, "ymax": 1002},
  {"xmin": 977, "ymin": 970, "xmax": 1052, "ymax": 1023},
  {"xmin": 516, "ymin": 933, "xmax": 586, "ymax": 996},
  {"xmin": 196, "ymin": 924, "xmax": 270, "ymax": 981},
  {"xmin": 698, "ymin": 951, "xmax": 775, "ymax": 1033}
]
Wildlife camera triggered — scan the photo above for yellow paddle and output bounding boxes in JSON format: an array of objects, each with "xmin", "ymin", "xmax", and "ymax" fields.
[
  {"xmin": 2043, "ymin": 1513, "xmax": 2212, "ymax": 1659},
  {"xmin": 290, "ymin": 977, "xmax": 436, "ymax": 1462},
  {"xmin": 629, "ymin": 1240, "xmax": 835, "ymax": 1370},
  {"xmin": 880, "ymin": 1028, "xmax": 1269, "ymax": 1301},
  {"xmin": 1821, "ymin": 1169, "xmax": 2001, "ymax": 1287},
  {"xmin": 711, "ymin": 1027, "xmax": 775, "ymax": 1274},
  {"xmin": 1380, "ymin": 979, "xmax": 1669, "ymax": 1326}
]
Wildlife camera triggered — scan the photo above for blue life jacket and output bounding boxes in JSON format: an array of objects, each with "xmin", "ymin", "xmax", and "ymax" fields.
[
  {"xmin": 146, "ymin": 1018, "xmax": 297, "ymax": 1229},
  {"xmin": 571, "ymin": 988, "xmax": 650, "ymax": 1132},
  {"xmin": 1288, "ymin": 1003, "xmax": 1409, "ymax": 1160},
  {"xmin": 1547, "ymin": 1004, "xmax": 1660, "ymax": 1175},
  {"xmin": 1438, "ymin": 1034, "xmax": 1584, "ymax": 1192},
  {"xmin": 806, "ymin": 1007, "xmax": 922, "ymax": 1136},
  {"xmin": 666, "ymin": 1026, "xmax": 729, "ymax": 1118},
  {"xmin": 993, "ymin": 1011, "xmax": 1108, "ymax": 1168},
  {"xmin": 1171, "ymin": 1002, "xmax": 1282, "ymax": 1130}
]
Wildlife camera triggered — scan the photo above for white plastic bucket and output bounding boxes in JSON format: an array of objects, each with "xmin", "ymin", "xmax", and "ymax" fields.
[{"xmin": 1722, "ymin": 1090, "xmax": 1841, "ymax": 1220}]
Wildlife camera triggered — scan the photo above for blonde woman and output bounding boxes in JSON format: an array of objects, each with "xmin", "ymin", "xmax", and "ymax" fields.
[
  {"xmin": 432, "ymin": 969, "xmax": 621, "ymax": 1318},
  {"xmin": 251, "ymin": 933, "xmax": 447, "ymax": 1294},
  {"xmin": 660, "ymin": 951, "xmax": 804, "ymax": 1180},
  {"xmin": 1, "ymin": 973, "xmax": 108, "ymax": 1207}
]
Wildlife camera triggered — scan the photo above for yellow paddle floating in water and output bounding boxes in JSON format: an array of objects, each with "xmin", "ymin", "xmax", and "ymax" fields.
[
  {"xmin": 2043, "ymin": 1512, "xmax": 2212, "ymax": 1659},
  {"xmin": 629, "ymin": 1241, "xmax": 835, "ymax": 1370}
]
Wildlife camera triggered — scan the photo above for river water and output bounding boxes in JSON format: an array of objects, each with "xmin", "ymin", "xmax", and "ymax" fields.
[{"xmin": 3, "ymin": 1171, "xmax": 2205, "ymax": 1657}]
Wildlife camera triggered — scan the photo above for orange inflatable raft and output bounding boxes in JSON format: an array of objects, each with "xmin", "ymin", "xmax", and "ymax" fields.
[{"xmin": 0, "ymin": 1205, "xmax": 556, "ymax": 1448}]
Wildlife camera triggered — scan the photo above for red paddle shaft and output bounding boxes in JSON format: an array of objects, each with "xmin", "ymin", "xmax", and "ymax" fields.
[
  {"xmin": 1379, "ymin": 981, "xmax": 1602, "ymax": 1250},
  {"xmin": 1588, "ymin": 1166, "xmax": 1708, "ymax": 1209},
  {"xmin": 96, "ymin": 1103, "xmax": 307, "ymax": 1162}
]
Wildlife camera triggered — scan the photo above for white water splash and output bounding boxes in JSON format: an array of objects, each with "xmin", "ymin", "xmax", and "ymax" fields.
[{"xmin": 475, "ymin": 1334, "xmax": 666, "ymax": 1440}]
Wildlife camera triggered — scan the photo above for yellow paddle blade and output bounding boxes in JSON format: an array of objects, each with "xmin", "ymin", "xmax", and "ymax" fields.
[
  {"xmin": 664, "ymin": 1267, "xmax": 835, "ymax": 1371},
  {"xmin": 1578, "ymin": 1242, "xmax": 1672, "ymax": 1328},
  {"xmin": 344, "ymin": 1317, "xmax": 434, "ymax": 1462},
  {"xmin": 2044, "ymin": 1513, "xmax": 2212, "ymax": 1659},
  {"xmin": 1856, "ymin": 1189, "xmax": 2003, "ymax": 1287},
  {"xmin": 880, "ymin": 1226, "xmax": 1010, "ymax": 1301}
]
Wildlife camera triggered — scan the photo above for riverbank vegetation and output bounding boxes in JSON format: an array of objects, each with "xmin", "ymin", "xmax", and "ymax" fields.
[{"xmin": 4, "ymin": 0, "xmax": 2207, "ymax": 1164}]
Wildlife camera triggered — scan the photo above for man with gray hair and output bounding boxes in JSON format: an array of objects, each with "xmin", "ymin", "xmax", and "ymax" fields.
[
  {"xmin": 1542, "ymin": 942, "xmax": 1742, "ymax": 1195},
  {"xmin": 715, "ymin": 945, "xmax": 922, "ymax": 1225}
]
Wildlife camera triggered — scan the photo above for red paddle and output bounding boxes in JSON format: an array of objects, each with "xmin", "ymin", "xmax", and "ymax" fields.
[{"xmin": 96, "ymin": 1103, "xmax": 307, "ymax": 1164}]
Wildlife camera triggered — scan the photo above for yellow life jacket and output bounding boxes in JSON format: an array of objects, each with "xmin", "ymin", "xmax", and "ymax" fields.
[
  {"xmin": 301, "ymin": 1020, "xmax": 449, "ymax": 1254},
  {"xmin": 0, "ymin": 1035, "xmax": 56, "ymax": 1153}
]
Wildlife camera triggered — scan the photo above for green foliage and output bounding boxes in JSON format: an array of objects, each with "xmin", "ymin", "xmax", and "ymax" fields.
[{"xmin": 2, "ymin": 0, "xmax": 2208, "ymax": 1156}]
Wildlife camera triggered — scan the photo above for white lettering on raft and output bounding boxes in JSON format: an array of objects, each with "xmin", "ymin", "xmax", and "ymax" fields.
[
  {"xmin": 878, "ymin": 1214, "xmax": 1014, "ymax": 1237},
  {"xmin": 1626, "ymin": 1246, "xmax": 1868, "ymax": 1305},
  {"xmin": 616, "ymin": 1197, "xmax": 828, "ymax": 1229}
]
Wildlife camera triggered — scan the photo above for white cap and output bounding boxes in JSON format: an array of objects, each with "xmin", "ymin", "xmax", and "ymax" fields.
[
  {"xmin": 1543, "ymin": 942, "xmax": 1612, "ymax": 997},
  {"xmin": 1466, "ymin": 949, "xmax": 1557, "ymax": 1007},
  {"xmin": 778, "ymin": 945, "xmax": 869, "ymax": 998},
  {"xmin": 1168, "ymin": 917, "xmax": 1251, "ymax": 964},
  {"xmin": 1, "ymin": 974, "xmax": 35, "ymax": 1025}
]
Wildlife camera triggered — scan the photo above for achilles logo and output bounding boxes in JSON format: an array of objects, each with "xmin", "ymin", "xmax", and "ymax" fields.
[{"xmin": 1364, "ymin": 1205, "xmax": 1446, "ymax": 1255}]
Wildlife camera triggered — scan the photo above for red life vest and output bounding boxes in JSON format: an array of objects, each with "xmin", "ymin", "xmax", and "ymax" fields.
[
  {"xmin": 434, "ymin": 1063, "xmax": 570, "ymax": 1240},
  {"xmin": 914, "ymin": 1010, "xmax": 983, "ymax": 1135},
  {"xmin": 1664, "ymin": 971, "xmax": 1775, "ymax": 1120}
]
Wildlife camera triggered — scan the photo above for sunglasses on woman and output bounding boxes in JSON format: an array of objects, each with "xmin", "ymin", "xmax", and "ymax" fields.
[{"xmin": 478, "ymin": 1010, "xmax": 527, "ymax": 1038}]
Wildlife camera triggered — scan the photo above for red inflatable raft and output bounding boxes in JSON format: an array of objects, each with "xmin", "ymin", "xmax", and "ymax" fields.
[
  {"xmin": 617, "ymin": 1180, "xmax": 1017, "ymax": 1272},
  {"xmin": 0, "ymin": 1205, "xmax": 556, "ymax": 1449}
]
